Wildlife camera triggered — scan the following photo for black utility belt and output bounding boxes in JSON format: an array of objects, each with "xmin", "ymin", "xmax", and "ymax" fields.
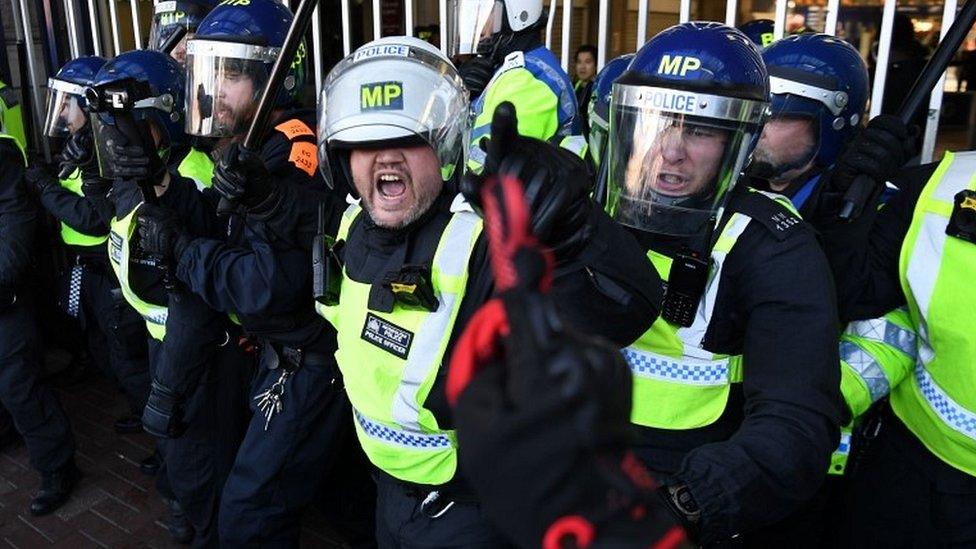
[{"xmin": 262, "ymin": 342, "xmax": 332, "ymax": 371}]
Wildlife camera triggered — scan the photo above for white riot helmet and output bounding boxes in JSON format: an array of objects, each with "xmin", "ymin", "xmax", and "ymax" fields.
[
  {"xmin": 318, "ymin": 36, "xmax": 469, "ymax": 191},
  {"xmin": 446, "ymin": 0, "xmax": 544, "ymax": 56}
]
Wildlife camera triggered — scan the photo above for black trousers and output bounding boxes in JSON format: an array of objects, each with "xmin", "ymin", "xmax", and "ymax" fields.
[
  {"xmin": 148, "ymin": 293, "xmax": 252, "ymax": 549},
  {"xmin": 77, "ymin": 265, "xmax": 150, "ymax": 414},
  {"xmin": 838, "ymin": 412, "xmax": 976, "ymax": 548},
  {"xmin": 0, "ymin": 292, "xmax": 74, "ymax": 474}
]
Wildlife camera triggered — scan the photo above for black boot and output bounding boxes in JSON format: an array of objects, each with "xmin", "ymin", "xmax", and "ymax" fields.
[
  {"xmin": 29, "ymin": 461, "xmax": 80, "ymax": 516},
  {"xmin": 139, "ymin": 450, "xmax": 163, "ymax": 475},
  {"xmin": 114, "ymin": 415, "xmax": 143, "ymax": 434},
  {"xmin": 164, "ymin": 497, "xmax": 194, "ymax": 545}
]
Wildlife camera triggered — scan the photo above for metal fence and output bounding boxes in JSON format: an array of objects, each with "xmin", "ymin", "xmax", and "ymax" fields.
[{"xmin": 5, "ymin": 0, "xmax": 968, "ymax": 163}]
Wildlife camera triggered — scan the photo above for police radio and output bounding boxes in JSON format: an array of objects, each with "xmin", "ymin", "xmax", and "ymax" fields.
[
  {"xmin": 312, "ymin": 202, "xmax": 344, "ymax": 305},
  {"xmin": 661, "ymin": 249, "xmax": 709, "ymax": 327}
]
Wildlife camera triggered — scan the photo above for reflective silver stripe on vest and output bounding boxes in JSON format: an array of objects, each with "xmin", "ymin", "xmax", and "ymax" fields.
[
  {"xmin": 355, "ymin": 409, "xmax": 452, "ymax": 449},
  {"xmin": 676, "ymin": 213, "xmax": 752, "ymax": 351},
  {"xmin": 843, "ymin": 313, "xmax": 917, "ymax": 357},
  {"xmin": 839, "ymin": 341, "xmax": 891, "ymax": 404},
  {"xmin": 904, "ymin": 153, "xmax": 976, "ymax": 442},
  {"xmin": 623, "ymin": 348, "xmax": 732, "ymax": 386},
  {"xmin": 915, "ymin": 365, "xmax": 976, "ymax": 441},
  {"xmin": 389, "ymin": 212, "xmax": 481, "ymax": 431},
  {"xmin": 906, "ymin": 154, "xmax": 976, "ymax": 349}
]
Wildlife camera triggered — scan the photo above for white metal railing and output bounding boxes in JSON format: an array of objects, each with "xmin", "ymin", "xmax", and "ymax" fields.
[{"xmin": 8, "ymin": 0, "xmax": 965, "ymax": 163}]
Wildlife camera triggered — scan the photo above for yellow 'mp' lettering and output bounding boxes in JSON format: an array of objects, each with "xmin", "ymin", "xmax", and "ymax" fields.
[
  {"xmin": 657, "ymin": 55, "xmax": 701, "ymax": 77},
  {"xmin": 219, "ymin": 0, "xmax": 251, "ymax": 6},
  {"xmin": 361, "ymin": 85, "xmax": 384, "ymax": 109},
  {"xmin": 360, "ymin": 81, "xmax": 404, "ymax": 110}
]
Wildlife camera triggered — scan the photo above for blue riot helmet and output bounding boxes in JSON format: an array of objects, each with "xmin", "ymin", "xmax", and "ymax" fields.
[
  {"xmin": 87, "ymin": 49, "xmax": 187, "ymax": 179},
  {"xmin": 749, "ymin": 33, "xmax": 868, "ymax": 184},
  {"xmin": 42, "ymin": 56, "xmax": 107, "ymax": 137},
  {"xmin": 588, "ymin": 53, "xmax": 634, "ymax": 167},
  {"xmin": 605, "ymin": 22, "xmax": 769, "ymax": 238},
  {"xmin": 739, "ymin": 19, "xmax": 776, "ymax": 48},
  {"xmin": 185, "ymin": 0, "xmax": 307, "ymax": 137},
  {"xmin": 148, "ymin": 0, "xmax": 217, "ymax": 64}
]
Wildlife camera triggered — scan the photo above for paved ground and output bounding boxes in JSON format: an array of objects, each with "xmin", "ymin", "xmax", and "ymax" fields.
[{"xmin": 0, "ymin": 374, "xmax": 346, "ymax": 548}]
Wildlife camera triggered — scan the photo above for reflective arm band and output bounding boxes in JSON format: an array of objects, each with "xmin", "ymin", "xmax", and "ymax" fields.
[{"xmin": 839, "ymin": 309, "xmax": 918, "ymax": 419}]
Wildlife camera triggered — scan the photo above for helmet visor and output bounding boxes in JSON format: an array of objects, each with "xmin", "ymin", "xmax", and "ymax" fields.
[
  {"xmin": 43, "ymin": 78, "xmax": 88, "ymax": 137},
  {"xmin": 149, "ymin": 1, "xmax": 206, "ymax": 52},
  {"xmin": 446, "ymin": 0, "xmax": 502, "ymax": 57},
  {"xmin": 749, "ymin": 93, "xmax": 822, "ymax": 182},
  {"xmin": 605, "ymin": 83, "xmax": 766, "ymax": 237},
  {"xmin": 185, "ymin": 39, "xmax": 275, "ymax": 137},
  {"xmin": 318, "ymin": 42, "xmax": 469, "ymax": 188}
]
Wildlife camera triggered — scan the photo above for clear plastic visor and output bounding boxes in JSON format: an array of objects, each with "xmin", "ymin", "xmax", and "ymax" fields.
[
  {"xmin": 446, "ymin": 0, "xmax": 502, "ymax": 57},
  {"xmin": 43, "ymin": 79, "xmax": 87, "ymax": 137},
  {"xmin": 605, "ymin": 84, "xmax": 764, "ymax": 237},
  {"xmin": 184, "ymin": 39, "xmax": 277, "ymax": 137},
  {"xmin": 750, "ymin": 94, "xmax": 822, "ymax": 182}
]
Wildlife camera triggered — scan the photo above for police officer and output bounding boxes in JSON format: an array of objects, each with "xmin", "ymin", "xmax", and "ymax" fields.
[
  {"xmin": 587, "ymin": 54, "xmax": 633, "ymax": 168},
  {"xmin": 136, "ymin": 1, "xmax": 364, "ymax": 544},
  {"xmin": 0, "ymin": 90, "xmax": 78, "ymax": 517},
  {"xmin": 0, "ymin": 79, "xmax": 26, "ymax": 151},
  {"xmin": 148, "ymin": 0, "xmax": 217, "ymax": 65},
  {"xmin": 747, "ymin": 34, "xmax": 869, "ymax": 217},
  {"xmin": 447, "ymin": 163, "xmax": 683, "ymax": 548},
  {"xmin": 25, "ymin": 56, "xmax": 154, "ymax": 437},
  {"xmin": 739, "ymin": 19, "xmax": 776, "ymax": 48},
  {"xmin": 599, "ymin": 23, "xmax": 845, "ymax": 545},
  {"xmin": 450, "ymin": 0, "xmax": 581, "ymax": 171},
  {"xmin": 804, "ymin": 109, "xmax": 976, "ymax": 544},
  {"xmin": 314, "ymin": 35, "xmax": 660, "ymax": 547},
  {"xmin": 87, "ymin": 49, "xmax": 243, "ymax": 545}
]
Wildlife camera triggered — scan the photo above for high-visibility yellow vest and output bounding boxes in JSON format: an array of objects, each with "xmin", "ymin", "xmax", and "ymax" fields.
[{"xmin": 316, "ymin": 202, "xmax": 482, "ymax": 485}]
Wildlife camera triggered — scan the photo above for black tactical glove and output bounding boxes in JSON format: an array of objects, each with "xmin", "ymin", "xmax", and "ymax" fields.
[
  {"xmin": 458, "ymin": 55, "xmax": 495, "ymax": 100},
  {"xmin": 448, "ymin": 172, "xmax": 683, "ymax": 549},
  {"xmin": 828, "ymin": 114, "xmax": 916, "ymax": 193},
  {"xmin": 462, "ymin": 102, "xmax": 593, "ymax": 259},
  {"xmin": 80, "ymin": 176, "xmax": 113, "ymax": 197},
  {"xmin": 136, "ymin": 204, "xmax": 191, "ymax": 264},
  {"xmin": 212, "ymin": 143, "xmax": 279, "ymax": 213},
  {"xmin": 108, "ymin": 143, "xmax": 167, "ymax": 183},
  {"xmin": 24, "ymin": 165, "xmax": 57, "ymax": 197},
  {"xmin": 58, "ymin": 126, "xmax": 97, "ymax": 178},
  {"xmin": 142, "ymin": 379, "xmax": 187, "ymax": 439}
]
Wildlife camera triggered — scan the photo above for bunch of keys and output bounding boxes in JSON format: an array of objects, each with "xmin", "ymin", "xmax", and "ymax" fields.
[{"xmin": 254, "ymin": 370, "xmax": 291, "ymax": 430}]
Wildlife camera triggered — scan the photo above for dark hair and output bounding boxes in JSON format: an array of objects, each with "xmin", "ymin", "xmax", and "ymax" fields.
[{"xmin": 575, "ymin": 45, "xmax": 598, "ymax": 61}]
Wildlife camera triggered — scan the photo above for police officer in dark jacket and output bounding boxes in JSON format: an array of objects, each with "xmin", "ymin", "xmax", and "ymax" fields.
[
  {"xmin": 598, "ymin": 23, "xmax": 845, "ymax": 545},
  {"xmin": 26, "ymin": 56, "xmax": 151, "ymax": 434},
  {"xmin": 307, "ymin": 36, "xmax": 659, "ymax": 547},
  {"xmin": 86, "ymin": 49, "xmax": 250, "ymax": 546},
  {"xmin": 136, "ymin": 1, "xmax": 367, "ymax": 545},
  {"xmin": 804, "ymin": 111, "xmax": 976, "ymax": 546},
  {"xmin": 0, "ymin": 130, "xmax": 78, "ymax": 517}
]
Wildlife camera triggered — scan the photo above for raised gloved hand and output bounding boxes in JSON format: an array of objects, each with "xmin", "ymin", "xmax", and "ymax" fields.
[
  {"xmin": 828, "ymin": 114, "xmax": 916, "ymax": 193},
  {"xmin": 58, "ymin": 127, "xmax": 97, "ymax": 178},
  {"xmin": 447, "ymin": 172, "xmax": 684, "ymax": 549},
  {"xmin": 461, "ymin": 102, "xmax": 593, "ymax": 259},
  {"xmin": 213, "ymin": 143, "xmax": 279, "ymax": 213},
  {"xmin": 136, "ymin": 204, "xmax": 191, "ymax": 264},
  {"xmin": 142, "ymin": 379, "xmax": 187, "ymax": 439},
  {"xmin": 458, "ymin": 55, "xmax": 495, "ymax": 100}
]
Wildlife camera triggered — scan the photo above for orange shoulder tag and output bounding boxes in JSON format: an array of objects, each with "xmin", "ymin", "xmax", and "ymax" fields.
[
  {"xmin": 288, "ymin": 141, "xmax": 318, "ymax": 177},
  {"xmin": 274, "ymin": 118, "xmax": 315, "ymax": 140}
]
